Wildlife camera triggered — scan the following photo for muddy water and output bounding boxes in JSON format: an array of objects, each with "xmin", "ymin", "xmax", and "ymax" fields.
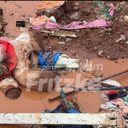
[
  {"xmin": 0, "ymin": 1, "xmax": 128, "ymax": 128},
  {"xmin": 0, "ymin": 57, "xmax": 126, "ymax": 114},
  {"xmin": 0, "ymin": 1, "xmax": 39, "ymax": 37}
]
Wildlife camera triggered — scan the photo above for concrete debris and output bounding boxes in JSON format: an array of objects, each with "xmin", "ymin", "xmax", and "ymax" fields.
[
  {"xmin": 70, "ymin": 12, "xmax": 80, "ymax": 20},
  {"xmin": 124, "ymin": 15, "xmax": 128, "ymax": 23},
  {"xmin": 30, "ymin": 15, "xmax": 51, "ymax": 26},
  {"xmin": 36, "ymin": 1, "xmax": 65, "ymax": 10},
  {"xmin": 49, "ymin": 16, "xmax": 56, "ymax": 23},
  {"xmin": 40, "ymin": 29, "xmax": 77, "ymax": 38},
  {"xmin": 116, "ymin": 34, "xmax": 126, "ymax": 43},
  {"xmin": 98, "ymin": 50, "xmax": 104, "ymax": 57},
  {"xmin": 36, "ymin": 1, "xmax": 65, "ymax": 19},
  {"xmin": 65, "ymin": 38, "xmax": 72, "ymax": 42},
  {"xmin": 58, "ymin": 41, "xmax": 65, "ymax": 44}
]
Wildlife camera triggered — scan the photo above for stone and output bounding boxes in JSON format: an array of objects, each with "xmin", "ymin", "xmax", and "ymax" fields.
[
  {"xmin": 10, "ymin": 13, "xmax": 14, "ymax": 16},
  {"xmin": 93, "ymin": 47, "xmax": 98, "ymax": 50},
  {"xmin": 70, "ymin": 12, "xmax": 79, "ymax": 20},
  {"xmin": 124, "ymin": 15, "xmax": 128, "ymax": 23},
  {"xmin": 98, "ymin": 50, "xmax": 104, "ymax": 57},
  {"xmin": 107, "ymin": 56, "xmax": 111, "ymax": 59},
  {"xmin": 65, "ymin": 38, "xmax": 72, "ymax": 42},
  {"xmin": 0, "ymin": 24, "xmax": 2, "ymax": 30},
  {"xmin": 116, "ymin": 34, "xmax": 126, "ymax": 43},
  {"xmin": 58, "ymin": 41, "xmax": 65, "ymax": 44},
  {"xmin": 125, "ymin": 41, "xmax": 128, "ymax": 45}
]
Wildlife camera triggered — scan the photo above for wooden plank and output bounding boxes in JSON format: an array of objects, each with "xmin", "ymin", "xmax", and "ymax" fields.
[{"xmin": 0, "ymin": 113, "xmax": 116, "ymax": 126}]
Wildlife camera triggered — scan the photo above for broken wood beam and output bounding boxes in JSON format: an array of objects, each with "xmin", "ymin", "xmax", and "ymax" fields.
[
  {"xmin": 40, "ymin": 29, "xmax": 77, "ymax": 38},
  {"xmin": 101, "ymin": 69, "xmax": 128, "ymax": 82},
  {"xmin": 0, "ymin": 113, "xmax": 117, "ymax": 126}
]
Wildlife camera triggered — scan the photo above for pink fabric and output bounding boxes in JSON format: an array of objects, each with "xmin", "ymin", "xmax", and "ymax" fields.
[
  {"xmin": 112, "ymin": 98, "xmax": 128, "ymax": 115},
  {"xmin": 32, "ymin": 2, "xmax": 114, "ymax": 30},
  {"xmin": 33, "ymin": 19, "xmax": 110, "ymax": 30},
  {"xmin": 33, "ymin": 21, "xmax": 60, "ymax": 30},
  {"xmin": 62, "ymin": 19, "xmax": 110, "ymax": 30},
  {"xmin": 108, "ymin": 3, "xmax": 115, "ymax": 16}
]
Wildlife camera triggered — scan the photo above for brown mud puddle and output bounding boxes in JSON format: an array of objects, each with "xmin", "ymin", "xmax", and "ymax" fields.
[{"xmin": 0, "ymin": 58, "xmax": 128, "ymax": 113}]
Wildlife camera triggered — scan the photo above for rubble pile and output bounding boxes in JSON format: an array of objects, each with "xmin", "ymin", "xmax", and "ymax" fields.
[{"xmin": 33, "ymin": 1, "xmax": 128, "ymax": 60}]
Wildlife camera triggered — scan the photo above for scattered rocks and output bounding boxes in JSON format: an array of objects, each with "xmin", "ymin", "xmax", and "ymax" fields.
[
  {"xmin": 124, "ymin": 15, "xmax": 128, "ymax": 23},
  {"xmin": 116, "ymin": 34, "xmax": 126, "ymax": 43},
  {"xmin": 22, "ymin": 14, "xmax": 26, "ymax": 17},
  {"xmin": 58, "ymin": 41, "xmax": 65, "ymax": 44},
  {"xmin": 98, "ymin": 50, "xmax": 104, "ymax": 57},
  {"xmin": 34, "ymin": 1, "xmax": 128, "ymax": 60},
  {"xmin": 106, "ymin": 28, "xmax": 112, "ymax": 33},
  {"xmin": 107, "ymin": 55, "xmax": 111, "ymax": 59},
  {"xmin": 10, "ymin": 13, "xmax": 14, "ymax": 16},
  {"xmin": 65, "ymin": 38, "xmax": 72, "ymax": 42},
  {"xmin": 124, "ymin": 41, "xmax": 128, "ymax": 45},
  {"xmin": 99, "ymin": 28, "xmax": 112, "ymax": 36},
  {"xmin": 70, "ymin": 12, "xmax": 79, "ymax": 20},
  {"xmin": 94, "ymin": 46, "xmax": 98, "ymax": 51}
]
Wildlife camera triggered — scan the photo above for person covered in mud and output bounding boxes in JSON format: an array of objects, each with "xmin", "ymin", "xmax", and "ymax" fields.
[{"xmin": 0, "ymin": 44, "xmax": 8, "ymax": 78}]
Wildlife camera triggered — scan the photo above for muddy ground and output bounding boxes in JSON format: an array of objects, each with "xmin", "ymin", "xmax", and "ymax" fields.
[
  {"xmin": 0, "ymin": 1, "xmax": 128, "ymax": 128},
  {"xmin": 34, "ymin": 1, "xmax": 128, "ymax": 60}
]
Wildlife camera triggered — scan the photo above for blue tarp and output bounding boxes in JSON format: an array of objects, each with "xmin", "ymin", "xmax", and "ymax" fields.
[{"xmin": 38, "ymin": 52, "xmax": 62, "ymax": 69}]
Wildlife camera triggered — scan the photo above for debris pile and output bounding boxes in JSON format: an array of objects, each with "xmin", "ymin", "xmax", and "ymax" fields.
[
  {"xmin": 101, "ymin": 89, "xmax": 128, "ymax": 117},
  {"xmin": 32, "ymin": 1, "xmax": 128, "ymax": 60},
  {"xmin": 36, "ymin": 1, "xmax": 65, "ymax": 19},
  {"xmin": 45, "ymin": 89, "xmax": 93, "ymax": 128}
]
